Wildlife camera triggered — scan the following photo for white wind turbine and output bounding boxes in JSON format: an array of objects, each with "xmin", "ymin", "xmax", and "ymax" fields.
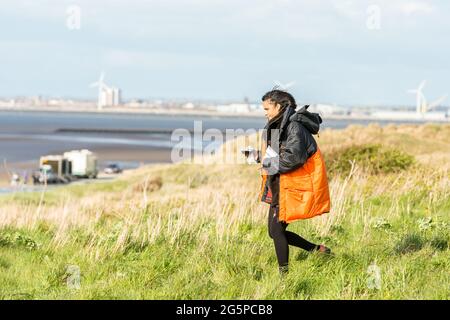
[
  {"xmin": 274, "ymin": 80, "xmax": 296, "ymax": 91},
  {"xmin": 408, "ymin": 80, "xmax": 427, "ymax": 114},
  {"xmin": 408, "ymin": 80, "xmax": 447, "ymax": 114},
  {"xmin": 90, "ymin": 72, "xmax": 108, "ymax": 110}
]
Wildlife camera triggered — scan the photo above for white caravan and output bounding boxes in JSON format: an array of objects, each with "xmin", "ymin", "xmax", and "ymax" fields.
[{"xmin": 63, "ymin": 149, "xmax": 98, "ymax": 178}]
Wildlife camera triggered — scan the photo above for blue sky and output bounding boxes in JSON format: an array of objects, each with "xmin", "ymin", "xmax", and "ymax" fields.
[{"xmin": 1, "ymin": 0, "xmax": 449, "ymax": 106}]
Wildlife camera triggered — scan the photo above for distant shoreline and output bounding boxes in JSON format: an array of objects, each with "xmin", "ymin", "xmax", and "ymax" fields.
[
  {"xmin": 1, "ymin": 105, "xmax": 449, "ymax": 123},
  {"xmin": 0, "ymin": 105, "xmax": 265, "ymax": 119}
]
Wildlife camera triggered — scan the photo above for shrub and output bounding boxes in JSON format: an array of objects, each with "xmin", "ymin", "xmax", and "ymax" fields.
[
  {"xmin": 429, "ymin": 234, "xmax": 449, "ymax": 251},
  {"xmin": 0, "ymin": 231, "xmax": 39, "ymax": 250},
  {"xmin": 394, "ymin": 233, "xmax": 424, "ymax": 254},
  {"xmin": 132, "ymin": 176, "xmax": 163, "ymax": 193},
  {"xmin": 325, "ymin": 144, "xmax": 414, "ymax": 176}
]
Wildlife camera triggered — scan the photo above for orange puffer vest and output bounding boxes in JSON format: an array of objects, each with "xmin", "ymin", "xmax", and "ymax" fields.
[
  {"xmin": 259, "ymin": 107, "xmax": 331, "ymax": 223},
  {"xmin": 259, "ymin": 148, "xmax": 330, "ymax": 223}
]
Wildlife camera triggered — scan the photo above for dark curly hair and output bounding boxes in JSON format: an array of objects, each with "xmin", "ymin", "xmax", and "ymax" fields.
[{"xmin": 261, "ymin": 88, "xmax": 297, "ymax": 110}]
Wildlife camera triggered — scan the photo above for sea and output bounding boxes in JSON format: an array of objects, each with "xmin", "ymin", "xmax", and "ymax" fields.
[{"xmin": 0, "ymin": 110, "xmax": 430, "ymax": 165}]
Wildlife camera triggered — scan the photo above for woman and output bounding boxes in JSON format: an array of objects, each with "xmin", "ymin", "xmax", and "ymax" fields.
[{"xmin": 259, "ymin": 89, "xmax": 331, "ymax": 276}]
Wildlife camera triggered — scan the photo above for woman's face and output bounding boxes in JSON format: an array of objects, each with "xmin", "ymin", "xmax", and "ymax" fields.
[{"xmin": 262, "ymin": 100, "xmax": 281, "ymax": 121}]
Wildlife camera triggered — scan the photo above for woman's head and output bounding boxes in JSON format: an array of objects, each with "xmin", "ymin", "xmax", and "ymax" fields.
[{"xmin": 261, "ymin": 89, "xmax": 296, "ymax": 120}]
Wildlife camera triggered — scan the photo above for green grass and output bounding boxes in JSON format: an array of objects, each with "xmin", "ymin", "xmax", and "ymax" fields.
[
  {"xmin": 0, "ymin": 214, "xmax": 448, "ymax": 299},
  {"xmin": 0, "ymin": 172, "xmax": 448, "ymax": 299},
  {"xmin": 0, "ymin": 124, "xmax": 449, "ymax": 300}
]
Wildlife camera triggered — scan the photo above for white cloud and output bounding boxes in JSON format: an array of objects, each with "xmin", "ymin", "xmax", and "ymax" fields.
[
  {"xmin": 104, "ymin": 49, "xmax": 224, "ymax": 70},
  {"xmin": 2, "ymin": 0, "xmax": 445, "ymax": 42},
  {"xmin": 396, "ymin": 1, "xmax": 435, "ymax": 16},
  {"xmin": 332, "ymin": 0, "xmax": 362, "ymax": 19}
]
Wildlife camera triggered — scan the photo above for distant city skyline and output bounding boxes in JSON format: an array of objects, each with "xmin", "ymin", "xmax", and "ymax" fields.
[{"xmin": 1, "ymin": 0, "xmax": 449, "ymax": 106}]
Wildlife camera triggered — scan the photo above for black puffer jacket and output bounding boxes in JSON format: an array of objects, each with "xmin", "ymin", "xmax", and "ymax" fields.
[
  {"xmin": 263, "ymin": 105, "xmax": 322, "ymax": 173},
  {"xmin": 262, "ymin": 105, "xmax": 322, "ymax": 205}
]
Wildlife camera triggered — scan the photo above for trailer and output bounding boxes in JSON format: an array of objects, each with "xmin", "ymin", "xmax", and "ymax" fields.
[
  {"xmin": 39, "ymin": 155, "xmax": 72, "ymax": 183},
  {"xmin": 63, "ymin": 149, "xmax": 98, "ymax": 178}
]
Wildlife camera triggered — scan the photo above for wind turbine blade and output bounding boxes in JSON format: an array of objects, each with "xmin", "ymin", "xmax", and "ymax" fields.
[
  {"xmin": 273, "ymin": 80, "xmax": 295, "ymax": 91},
  {"xmin": 428, "ymin": 95, "xmax": 448, "ymax": 110},
  {"xmin": 99, "ymin": 72, "xmax": 105, "ymax": 83},
  {"xmin": 90, "ymin": 82, "xmax": 99, "ymax": 88},
  {"xmin": 284, "ymin": 81, "xmax": 296, "ymax": 89},
  {"xmin": 273, "ymin": 80, "xmax": 282, "ymax": 89},
  {"xmin": 418, "ymin": 80, "xmax": 426, "ymax": 91}
]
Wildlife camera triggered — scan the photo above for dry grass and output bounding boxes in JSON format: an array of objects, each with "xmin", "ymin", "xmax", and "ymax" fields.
[
  {"xmin": 1, "ymin": 123, "xmax": 449, "ymax": 253},
  {"xmin": 0, "ymin": 123, "xmax": 449, "ymax": 299}
]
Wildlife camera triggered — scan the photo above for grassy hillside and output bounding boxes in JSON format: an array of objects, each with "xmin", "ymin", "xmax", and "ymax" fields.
[{"xmin": 0, "ymin": 123, "xmax": 449, "ymax": 299}]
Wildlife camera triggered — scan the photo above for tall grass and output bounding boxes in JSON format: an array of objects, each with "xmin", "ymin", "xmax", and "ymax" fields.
[{"xmin": 0, "ymin": 123, "xmax": 449, "ymax": 299}]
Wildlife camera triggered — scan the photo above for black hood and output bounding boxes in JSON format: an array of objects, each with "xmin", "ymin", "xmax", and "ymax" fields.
[{"xmin": 289, "ymin": 105, "xmax": 322, "ymax": 134}]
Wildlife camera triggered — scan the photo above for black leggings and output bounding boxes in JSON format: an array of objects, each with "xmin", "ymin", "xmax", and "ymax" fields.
[{"xmin": 268, "ymin": 205, "xmax": 318, "ymax": 267}]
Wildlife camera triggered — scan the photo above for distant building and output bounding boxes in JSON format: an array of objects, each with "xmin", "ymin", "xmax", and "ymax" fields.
[
  {"xmin": 126, "ymin": 99, "xmax": 144, "ymax": 108},
  {"xmin": 100, "ymin": 87, "xmax": 121, "ymax": 107},
  {"xmin": 216, "ymin": 103, "xmax": 250, "ymax": 113},
  {"xmin": 371, "ymin": 110, "xmax": 448, "ymax": 121},
  {"xmin": 0, "ymin": 99, "xmax": 15, "ymax": 108},
  {"xmin": 249, "ymin": 104, "xmax": 263, "ymax": 112},
  {"xmin": 48, "ymin": 99, "xmax": 64, "ymax": 106},
  {"xmin": 31, "ymin": 96, "xmax": 42, "ymax": 106},
  {"xmin": 90, "ymin": 73, "xmax": 121, "ymax": 109},
  {"xmin": 112, "ymin": 88, "xmax": 121, "ymax": 106},
  {"xmin": 309, "ymin": 103, "xmax": 350, "ymax": 116},
  {"xmin": 182, "ymin": 102, "xmax": 195, "ymax": 109}
]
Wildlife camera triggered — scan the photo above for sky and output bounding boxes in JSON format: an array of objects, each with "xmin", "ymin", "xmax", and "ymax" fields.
[{"xmin": 1, "ymin": 0, "xmax": 449, "ymax": 106}]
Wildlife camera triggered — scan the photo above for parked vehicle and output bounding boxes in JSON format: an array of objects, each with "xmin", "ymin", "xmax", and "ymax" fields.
[
  {"xmin": 63, "ymin": 149, "xmax": 98, "ymax": 178},
  {"xmin": 104, "ymin": 163, "xmax": 122, "ymax": 174},
  {"xmin": 33, "ymin": 164, "xmax": 60, "ymax": 184},
  {"xmin": 40, "ymin": 155, "xmax": 72, "ymax": 183}
]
